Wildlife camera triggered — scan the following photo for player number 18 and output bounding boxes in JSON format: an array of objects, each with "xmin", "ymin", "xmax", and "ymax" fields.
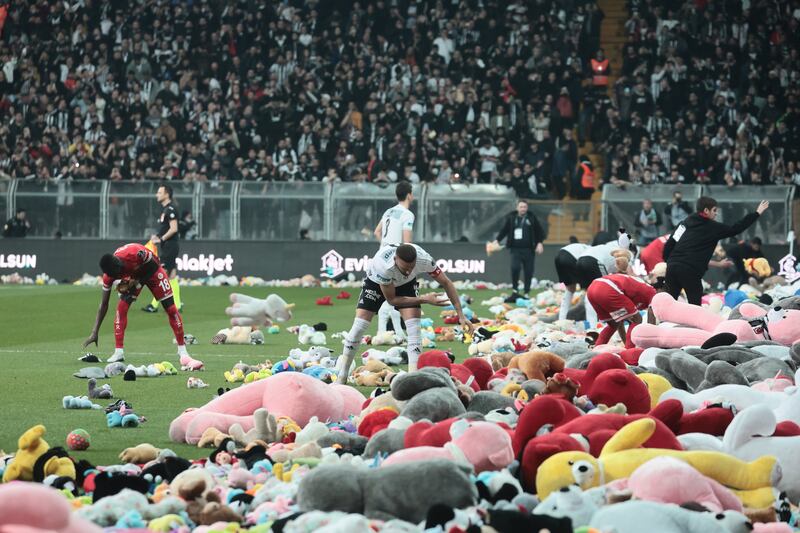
[{"xmin": 159, "ymin": 279, "xmax": 171, "ymax": 293}]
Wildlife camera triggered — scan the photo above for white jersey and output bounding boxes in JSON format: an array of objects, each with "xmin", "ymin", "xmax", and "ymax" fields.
[
  {"xmin": 579, "ymin": 241, "xmax": 621, "ymax": 274},
  {"xmin": 379, "ymin": 203, "xmax": 415, "ymax": 247},
  {"xmin": 367, "ymin": 244, "xmax": 440, "ymax": 286},
  {"xmin": 561, "ymin": 243, "xmax": 590, "ymax": 259}
]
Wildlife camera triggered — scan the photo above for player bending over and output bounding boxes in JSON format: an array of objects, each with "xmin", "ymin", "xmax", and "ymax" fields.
[
  {"xmin": 586, "ymin": 272, "xmax": 659, "ymax": 347},
  {"xmin": 82, "ymin": 242, "xmax": 204, "ymax": 370},
  {"xmin": 335, "ymin": 243, "xmax": 474, "ymax": 384}
]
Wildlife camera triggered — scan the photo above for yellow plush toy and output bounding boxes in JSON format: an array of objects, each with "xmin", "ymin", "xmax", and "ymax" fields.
[
  {"xmin": 637, "ymin": 373, "xmax": 672, "ymax": 409},
  {"xmin": 536, "ymin": 418, "xmax": 779, "ymax": 508},
  {"xmin": 744, "ymin": 257, "xmax": 772, "ymax": 279},
  {"xmin": 2, "ymin": 425, "xmax": 76, "ymax": 482}
]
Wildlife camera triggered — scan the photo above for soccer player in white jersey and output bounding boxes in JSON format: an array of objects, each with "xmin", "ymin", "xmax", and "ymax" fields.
[
  {"xmin": 335, "ymin": 243, "xmax": 474, "ymax": 383},
  {"xmin": 372, "ymin": 182, "xmax": 415, "ymax": 339}
]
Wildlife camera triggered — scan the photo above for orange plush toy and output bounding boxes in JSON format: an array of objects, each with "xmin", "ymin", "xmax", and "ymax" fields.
[{"xmin": 508, "ymin": 351, "xmax": 565, "ymax": 382}]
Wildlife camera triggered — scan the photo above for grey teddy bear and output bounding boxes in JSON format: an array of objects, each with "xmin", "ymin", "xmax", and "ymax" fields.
[
  {"xmin": 296, "ymin": 459, "xmax": 476, "ymax": 523},
  {"xmin": 391, "ymin": 367, "xmax": 465, "ymax": 422}
]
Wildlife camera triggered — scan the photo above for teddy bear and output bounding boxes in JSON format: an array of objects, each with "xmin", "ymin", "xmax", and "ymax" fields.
[
  {"xmin": 632, "ymin": 293, "xmax": 800, "ymax": 349},
  {"xmin": 289, "ymin": 346, "xmax": 334, "ymax": 367},
  {"xmin": 173, "ymin": 469, "xmax": 242, "ymax": 526},
  {"xmin": 211, "ymin": 325, "xmax": 263, "ymax": 345},
  {"xmin": 296, "ymin": 459, "xmax": 476, "ymax": 523},
  {"xmin": 361, "ymin": 347, "xmax": 408, "ymax": 366},
  {"xmin": 659, "ymin": 369, "xmax": 800, "ymax": 424},
  {"xmin": 76, "ymin": 488, "xmax": 186, "ymax": 527},
  {"xmin": 535, "ymin": 418, "xmax": 780, "ymax": 509},
  {"xmin": 169, "ymin": 372, "xmax": 365, "ymax": 445},
  {"xmin": 389, "ymin": 367, "xmax": 467, "ymax": 422},
  {"xmin": 718, "ymin": 404, "xmax": 800, "ymax": 502},
  {"xmin": 533, "ymin": 484, "xmax": 599, "ymax": 528},
  {"xmin": 382, "ymin": 419, "xmax": 514, "ymax": 474},
  {"xmin": 353, "ymin": 359, "xmax": 393, "ymax": 387},
  {"xmin": 225, "ymin": 293, "xmax": 293, "ymax": 327},
  {"xmin": 541, "ymin": 373, "xmax": 580, "ymax": 401},
  {"xmin": 589, "ymin": 500, "xmax": 752, "ymax": 533},
  {"xmin": 0, "ymin": 482, "xmax": 103, "ymax": 533},
  {"xmin": 605, "ymin": 456, "xmax": 745, "ymax": 513},
  {"xmin": 508, "ymin": 350, "xmax": 565, "ymax": 381},
  {"xmin": 2, "ymin": 425, "xmax": 76, "ymax": 482}
]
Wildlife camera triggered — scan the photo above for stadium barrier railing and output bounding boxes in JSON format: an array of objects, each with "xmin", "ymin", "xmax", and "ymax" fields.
[{"xmin": 2, "ymin": 180, "xmax": 793, "ymax": 244}]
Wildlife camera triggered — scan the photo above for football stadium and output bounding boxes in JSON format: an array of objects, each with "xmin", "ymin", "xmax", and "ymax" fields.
[{"xmin": 1, "ymin": 0, "xmax": 800, "ymax": 531}]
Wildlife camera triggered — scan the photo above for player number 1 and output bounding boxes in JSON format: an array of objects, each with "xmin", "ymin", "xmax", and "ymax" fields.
[{"xmin": 383, "ymin": 219, "xmax": 390, "ymax": 239}]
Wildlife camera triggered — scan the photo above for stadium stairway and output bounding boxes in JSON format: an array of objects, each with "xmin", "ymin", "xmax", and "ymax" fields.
[{"xmin": 551, "ymin": 0, "xmax": 628, "ymax": 244}]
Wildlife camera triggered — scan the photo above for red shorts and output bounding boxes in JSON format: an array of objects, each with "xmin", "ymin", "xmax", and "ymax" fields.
[
  {"xmin": 127, "ymin": 266, "xmax": 173, "ymax": 302},
  {"xmin": 587, "ymin": 278, "xmax": 639, "ymax": 323}
]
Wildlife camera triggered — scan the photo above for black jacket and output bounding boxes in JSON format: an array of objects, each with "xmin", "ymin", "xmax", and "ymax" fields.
[
  {"xmin": 496, "ymin": 211, "xmax": 546, "ymax": 249},
  {"xmin": 663, "ymin": 211, "xmax": 760, "ymax": 274}
]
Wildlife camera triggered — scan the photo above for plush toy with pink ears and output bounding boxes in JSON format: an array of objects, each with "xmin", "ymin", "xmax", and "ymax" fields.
[{"xmin": 631, "ymin": 293, "xmax": 800, "ymax": 349}]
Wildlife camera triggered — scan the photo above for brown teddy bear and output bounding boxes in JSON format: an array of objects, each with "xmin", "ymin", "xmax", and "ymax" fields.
[
  {"xmin": 171, "ymin": 469, "xmax": 242, "ymax": 526},
  {"xmin": 353, "ymin": 360, "xmax": 392, "ymax": 387},
  {"xmin": 490, "ymin": 352, "xmax": 515, "ymax": 371},
  {"xmin": 508, "ymin": 350, "xmax": 565, "ymax": 381},
  {"xmin": 541, "ymin": 372, "xmax": 579, "ymax": 401}
]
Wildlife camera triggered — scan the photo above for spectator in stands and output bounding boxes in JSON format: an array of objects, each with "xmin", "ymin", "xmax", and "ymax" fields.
[
  {"xmin": 634, "ymin": 199, "xmax": 662, "ymax": 245},
  {"xmin": 3, "ymin": 208, "xmax": 30, "ymax": 238},
  {"xmin": 664, "ymin": 191, "xmax": 692, "ymax": 230}
]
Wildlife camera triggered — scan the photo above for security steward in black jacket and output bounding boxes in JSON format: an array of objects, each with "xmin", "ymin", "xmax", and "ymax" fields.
[
  {"xmin": 663, "ymin": 196, "xmax": 769, "ymax": 305},
  {"xmin": 492, "ymin": 200, "xmax": 546, "ymax": 297}
]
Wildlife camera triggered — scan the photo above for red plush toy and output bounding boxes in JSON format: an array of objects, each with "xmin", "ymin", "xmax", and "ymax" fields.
[
  {"xmin": 586, "ymin": 368, "xmax": 651, "ymax": 414},
  {"xmin": 462, "ymin": 358, "xmax": 493, "ymax": 390},
  {"xmin": 520, "ymin": 433, "xmax": 587, "ymax": 492},
  {"xmin": 405, "ymin": 418, "xmax": 461, "ymax": 448},
  {"xmin": 512, "ymin": 395, "xmax": 582, "ymax": 455},
  {"xmin": 315, "ymin": 296, "xmax": 333, "ymax": 306},
  {"xmin": 451, "ymin": 363, "xmax": 480, "ymax": 392},
  {"xmin": 336, "ymin": 291, "xmax": 351, "ymax": 299},
  {"xmin": 418, "ymin": 350, "xmax": 453, "ymax": 370},
  {"xmin": 357, "ymin": 408, "xmax": 399, "ymax": 438},
  {"xmin": 562, "ymin": 352, "xmax": 627, "ymax": 393}
]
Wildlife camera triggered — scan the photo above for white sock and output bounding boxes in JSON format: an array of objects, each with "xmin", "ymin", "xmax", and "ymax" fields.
[
  {"xmin": 405, "ymin": 318, "xmax": 421, "ymax": 369},
  {"xmin": 389, "ymin": 307, "xmax": 404, "ymax": 337},
  {"xmin": 336, "ymin": 317, "xmax": 370, "ymax": 384},
  {"xmin": 113, "ymin": 348, "xmax": 124, "ymax": 357},
  {"xmin": 177, "ymin": 344, "xmax": 188, "ymax": 357},
  {"xmin": 559, "ymin": 290, "xmax": 573, "ymax": 321},
  {"xmin": 377, "ymin": 301, "xmax": 391, "ymax": 334},
  {"xmin": 585, "ymin": 297, "xmax": 598, "ymax": 327}
]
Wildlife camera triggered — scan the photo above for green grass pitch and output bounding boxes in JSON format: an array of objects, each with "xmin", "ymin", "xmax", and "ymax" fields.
[{"xmin": 0, "ymin": 285, "xmax": 505, "ymax": 465}]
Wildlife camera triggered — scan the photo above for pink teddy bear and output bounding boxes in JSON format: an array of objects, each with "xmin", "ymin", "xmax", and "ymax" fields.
[
  {"xmin": 381, "ymin": 419, "xmax": 514, "ymax": 473},
  {"xmin": 632, "ymin": 293, "xmax": 800, "ymax": 349}
]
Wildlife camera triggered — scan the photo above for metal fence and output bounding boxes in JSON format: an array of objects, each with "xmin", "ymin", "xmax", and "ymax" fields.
[
  {"xmin": 3, "ymin": 179, "xmax": 793, "ymax": 244},
  {"xmin": 601, "ymin": 184, "xmax": 794, "ymax": 244}
]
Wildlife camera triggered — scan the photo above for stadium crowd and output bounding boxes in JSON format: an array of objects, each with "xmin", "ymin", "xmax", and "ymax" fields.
[
  {"xmin": 0, "ymin": 0, "xmax": 797, "ymax": 210},
  {"xmin": 0, "ymin": 0, "xmax": 602, "ymax": 201}
]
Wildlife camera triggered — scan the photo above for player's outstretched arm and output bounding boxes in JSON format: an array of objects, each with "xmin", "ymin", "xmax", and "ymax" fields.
[
  {"xmin": 84, "ymin": 288, "xmax": 112, "ymax": 347},
  {"xmin": 431, "ymin": 271, "xmax": 475, "ymax": 335}
]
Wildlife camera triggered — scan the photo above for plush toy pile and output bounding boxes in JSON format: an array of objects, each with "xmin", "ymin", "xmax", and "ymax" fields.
[{"xmin": 4, "ymin": 280, "xmax": 800, "ymax": 532}]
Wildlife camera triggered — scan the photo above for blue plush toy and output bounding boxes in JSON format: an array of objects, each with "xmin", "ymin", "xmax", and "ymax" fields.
[
  {"xmin": 271, "ymin": 359, "xmax": 297, "ymax": 374},
  {"xmin": 115, "ymin": 510, "xmax": 147, "ymax": 529},
  {"xmin": 723, "ymin": 289, "xmax": 748, "ymax": 309},
  {"xmin": 420, "ymin": 318, "xmax": 434, "ymax": 328},
  {"xmin": 107, "ymin": 411, "xmax": 140, "ymax": 428},
  {"xmin": 303, "ymin": 365, "xmax": 334, "ymax": 381}
]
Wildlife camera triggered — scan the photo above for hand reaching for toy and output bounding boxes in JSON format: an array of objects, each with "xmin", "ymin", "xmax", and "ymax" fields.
[
  {"xmin": 460, "ymin": 316, "xmax": 475, "ymax": 335},
  {"xmin": 756, "ymin": 200, "xmax": 769, "ymax": 215},
  {"xmin": 83, "ymin": 331, "xmax": 98, "ymax": 348},
  {"xmin": 420, "ymin": 292, "xmax": 451, "ymax": 306}
]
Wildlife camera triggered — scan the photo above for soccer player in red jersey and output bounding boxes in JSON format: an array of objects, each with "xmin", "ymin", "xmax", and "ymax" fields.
[
  {"xmin": 587, "ymin": 273, "xmax": 659, "ymax": 347},
  {"xmin": 82, "ymin": 243, "xmax": 203, "ymax": 370}
]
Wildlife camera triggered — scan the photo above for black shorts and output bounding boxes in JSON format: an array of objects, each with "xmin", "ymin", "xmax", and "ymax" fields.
[
  {"xmin": 576, "ymin": 256, "xmax": 605, "ymax": 289},
  {"xmin": 160, "ymin": 241, "xmax": 178, "ymax": 272},
  {"xmin": 357, "ymin": 278, "xmax": 419, "ymax": 313},
  {"xmin": 555, "ymin": 249, "xmax": 578, "ymax": 285}
]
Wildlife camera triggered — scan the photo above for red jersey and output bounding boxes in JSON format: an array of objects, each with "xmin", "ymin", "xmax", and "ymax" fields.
[
  {"xmin": 640, "ymin": 234, "xmax": 669, "ymax": 273},
  {"xmin": 597, "ymin": 274, "xmax": 656, "ymax": 309},
  {"xmin": 102, "ymin": 243, "xmax": 155, "ymax": 290}
]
